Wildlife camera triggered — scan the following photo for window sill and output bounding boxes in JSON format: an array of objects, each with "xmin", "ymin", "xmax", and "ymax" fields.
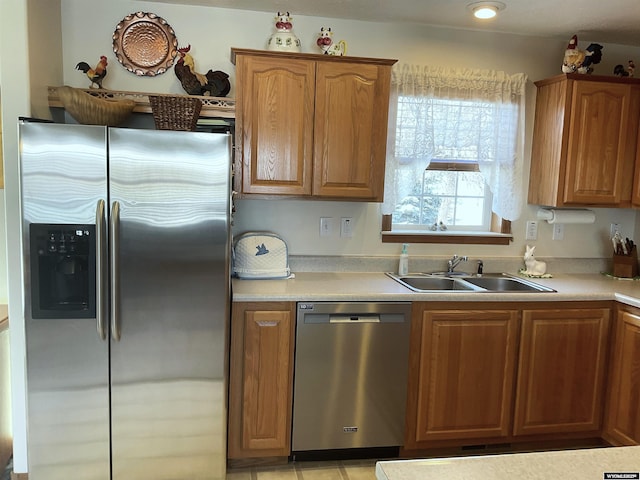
[{"xmin": 381, "ymin": 230, "xmax": 513, "ymax": 245}]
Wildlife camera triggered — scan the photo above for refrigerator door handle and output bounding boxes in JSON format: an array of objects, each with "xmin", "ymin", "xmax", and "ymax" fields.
[
  {"xmin": 96, "ymin": 199, "xmax": 108, "ymax": 340},
  {"xmin": 110, "ymin": 201, "xmax": 122, "ymax": 341}
]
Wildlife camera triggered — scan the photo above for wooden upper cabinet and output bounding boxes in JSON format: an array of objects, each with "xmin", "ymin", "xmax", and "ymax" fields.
[
  {"xmin": 231, "ymin": 48, "xmax": 396, "ymax": 201},
  {"xmin": 633, "ymin": 128, "xmax": 640, "ymax": 206},
  {"xmin": 234, "ymin": 54, "xmax": 315, "ymax": 195},
  {"xmin": 529, "ymin": 74, "xmax": 640, "ymax": 207},
  {"xmin": 604, "ymin": 307, "xmax": 640, "ymax": 446},
  {"xmin": 313, "ymin": 61, "xmax": 391, "ymax": 199},
  {"xmin": 513, "ymin": 308, "xmax": 611, "ymax": 436}
]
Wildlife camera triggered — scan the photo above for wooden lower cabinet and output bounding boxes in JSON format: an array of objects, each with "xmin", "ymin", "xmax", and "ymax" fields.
[
  {"xmin": 405, "ymin": 302, "xmax": 612, "ymax": 451},
  {"xmin": 604, "ymin": 306, "xmax": 640, "ymax": 445},
  {"xmin": 513, "ymin": 308, "xmax": 611, "ymax": 436},
  {"xmin": 228, "ymin": 302, "xmax": 296, "ymax": 459},
  {"xmin": 404, "ymin": 304, "xmax": 520, "ymax": 448},
  {"xmin": 227, "ymin": 300, "xmax": 616, "ymax": 459}
]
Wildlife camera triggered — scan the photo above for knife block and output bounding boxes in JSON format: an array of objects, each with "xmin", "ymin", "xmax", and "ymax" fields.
[{"xmin": 613, "ymin": 246, "xmax": 638, "ymax": 278}]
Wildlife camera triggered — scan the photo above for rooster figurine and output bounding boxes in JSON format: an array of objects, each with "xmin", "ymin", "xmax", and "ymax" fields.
[
  {"xmin": 562, "ymin": 35, "xmax": 603, "ymax": 74},
  {"xmin": 76, "ymin": 55, "xmax": 108, "ymax": 89},
  {"xmin": 174, "ymin": 45, "xmax": 230, "ymax": 97}
]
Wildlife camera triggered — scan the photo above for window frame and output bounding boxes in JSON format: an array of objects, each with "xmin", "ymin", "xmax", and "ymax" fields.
[
  {"xmin": 392, "ymin": 161, "xmax": 493, "ymax": 232},
  {"xmin": 384, "ymin": 151, "xmax": 512, "ymax": 245},
  {"xmin": 383, "ymin": 79, "xmax": 519, "ymax": 245},
  {"xmin": 381, "ymin": 213, "xmax": 512, "ymax": 245}
]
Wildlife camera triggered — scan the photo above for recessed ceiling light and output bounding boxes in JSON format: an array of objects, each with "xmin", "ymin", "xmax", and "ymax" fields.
[{"xmin": 467, "ymin": 2, "xmax": 506, "ymax": 20}]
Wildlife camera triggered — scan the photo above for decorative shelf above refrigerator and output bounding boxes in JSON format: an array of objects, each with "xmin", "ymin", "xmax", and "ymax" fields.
[{"xmin": 48, "ymin": 85, "xmax": 236, "ymax": 119}]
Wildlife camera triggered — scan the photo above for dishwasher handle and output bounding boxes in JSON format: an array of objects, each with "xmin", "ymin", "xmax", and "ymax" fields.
[{"xmin": 329, "ymin": 315, "xmax": 381, "ymax": 323}]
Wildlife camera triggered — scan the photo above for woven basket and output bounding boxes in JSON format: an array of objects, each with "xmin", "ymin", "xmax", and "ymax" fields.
[
  {"xmin": 148, "ymin": 95, "xmax": 202, "ymax": 131},
  {"xmin": 57, "ymin": 86, "xmax": 136, "ymax": 126}
]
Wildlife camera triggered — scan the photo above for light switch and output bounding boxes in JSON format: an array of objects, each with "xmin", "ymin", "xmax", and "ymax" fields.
[
  {"xmin": 320, "ymin": 217, "xmax": 334, "ymax": 237},
  {"xmin": 552, "ymin": 223, "xmax": 565, "ymax": 241}
]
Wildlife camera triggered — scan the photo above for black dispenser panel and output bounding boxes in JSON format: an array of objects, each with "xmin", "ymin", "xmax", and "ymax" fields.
[{"xmin": 30, "ymin": 224, "xmax": 96, "ymax": 319}]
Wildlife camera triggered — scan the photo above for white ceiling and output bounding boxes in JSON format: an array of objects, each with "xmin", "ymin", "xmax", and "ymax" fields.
[{"xmin": 150, "ymin": 0, "xmax": 640, "ymax": 47}]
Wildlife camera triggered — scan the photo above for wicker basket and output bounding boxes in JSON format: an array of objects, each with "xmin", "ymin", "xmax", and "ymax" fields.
[
  {"xmin": 57, "ymin": 86, "xmax": 136, "ymax": 126},
  {"xmin": 148, "ymin": 95, "xmax": 202, "ymax": 131}
]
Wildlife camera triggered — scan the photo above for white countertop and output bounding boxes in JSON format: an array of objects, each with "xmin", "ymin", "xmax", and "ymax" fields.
[
  {"xmin": 232, "ymin": 272, "xmax": 640, "ymax": 307},
  {"xmin": 375, "ymin": 446, "xmax": 640, "ymax": 479}
]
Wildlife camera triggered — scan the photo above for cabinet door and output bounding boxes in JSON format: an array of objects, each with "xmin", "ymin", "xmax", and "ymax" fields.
[
  {"xmin": 604, "ymin": 308, "xmax": 640, "ymax": 445},
  {"xmin": 563, "ymin": 82, "xmax": 635, "ymax": 205},
  {"xmin": 528, "ymin": 78, "xmax": 568, "ymax": 206},
  {"xmin": 313, "ymin": 61, "xmax": 391, "ymax": 200},
  {"xmin": 236, "ymin": 55, "xmax": 315, "ymax": 195},
  {"xmin": 228, "ymin": 302, "xmax": 296, "ymax": 459},
  {"xmin": 513, "ymin": 308, "xmax": 610, "ymax": 436},
  {"xmin": 405, "ymin": 308, "xmax": 519, "ymax": 446},
  {"xmin": 632, "ymin": 107, "xmax": 640, "ymax": 205}
]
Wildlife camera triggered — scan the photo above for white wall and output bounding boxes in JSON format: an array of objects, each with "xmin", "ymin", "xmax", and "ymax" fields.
[
  {"xmin": 0, "ymin": 328, "xmax": 11, "ymax": 472},
  {"xmin": 1, "ymin": 0, "xmax": 63, "ymax": 472},
  {"xmin": 0, "ymin": 194, "xmax": 6, "ymax": 304},
  {"xmin": 3, "ymin": 0, "xmax": 640, "ymax": 472},
  {"xmin": 1, "ymin": 0, "xmax": 31, "ymax": 471},
  {"xmin": 57, "ymin": 0, "xmax": 640, "ymax": 263}
]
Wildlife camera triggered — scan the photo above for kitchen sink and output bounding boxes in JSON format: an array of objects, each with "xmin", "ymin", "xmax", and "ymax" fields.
[
  {"xmin": 395, "ymin": 276, "xmax": 481, "ymax": 292},
  {"xmin": 463, "ymin": 276, "xmax": 554, "ymax": 292},
  {"xmin": 387, "ymin": 272, "xmax": 555, "ymax": 293}
]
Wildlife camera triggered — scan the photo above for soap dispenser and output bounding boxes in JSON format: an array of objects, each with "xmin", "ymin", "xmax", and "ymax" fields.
[{"xmin": 398, "ymin": 243, "xmax": 409, "ymax": 275}]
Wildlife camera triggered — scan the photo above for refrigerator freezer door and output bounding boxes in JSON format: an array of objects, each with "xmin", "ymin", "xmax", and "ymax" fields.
[
  {"xmin": 20, "ymin": 122, "xmax": 110, "ymax": 480},
  {"xmin": 107, "ymin": 128, "xmax": 231, "ymax": 480}
]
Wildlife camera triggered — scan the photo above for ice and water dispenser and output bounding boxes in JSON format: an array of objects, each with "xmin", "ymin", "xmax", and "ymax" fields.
[{"xmin": 29, "ymin": 223, "xmax": 96, "ymax": 319}]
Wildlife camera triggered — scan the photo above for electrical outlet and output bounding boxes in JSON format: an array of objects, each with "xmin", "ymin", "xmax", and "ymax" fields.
[
  {"xmin": 552, "ymin": 223, "xmax": 565, "ymax": 241},
  {"xmin": 340, "ymin": 217, "xmax": 353, "ymax": 238},
  {"xmin": 525, "ymin": 221, "xmax": 538, "ymax": 241},
  {"xmin": 319, "ymin": 217, "xmax": 334, "ymax": 237}
]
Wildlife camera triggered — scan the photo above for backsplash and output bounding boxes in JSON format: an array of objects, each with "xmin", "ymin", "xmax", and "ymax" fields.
[{"xmin": 289, "ymin": 255, "xmax": 609, "ymax": 275}]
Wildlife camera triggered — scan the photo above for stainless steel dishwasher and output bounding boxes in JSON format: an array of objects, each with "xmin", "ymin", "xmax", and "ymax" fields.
[{"xmin": 292, "ymin": 301, "xmax": 412, "ymax": 452}]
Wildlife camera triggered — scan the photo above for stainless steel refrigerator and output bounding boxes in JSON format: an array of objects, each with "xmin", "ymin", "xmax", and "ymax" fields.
[{"xmin": 19, "ymin": 120, "xmax": 232, "ymax": 480}]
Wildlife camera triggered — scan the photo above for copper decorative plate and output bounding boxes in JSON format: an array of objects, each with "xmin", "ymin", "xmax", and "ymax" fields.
[{"xmin": 112, "ymin": 12, "xmax": 178, "ymax": 76}]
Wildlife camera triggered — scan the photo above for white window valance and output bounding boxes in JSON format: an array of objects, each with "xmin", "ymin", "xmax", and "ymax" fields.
[{"xmin": 383, "ymin": 64, "xmax": 528, "ymax": 222}]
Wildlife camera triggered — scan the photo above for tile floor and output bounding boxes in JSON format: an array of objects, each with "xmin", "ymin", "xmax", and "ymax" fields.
[{"xmin": 226, "ymin": 459, "xmax": 378, "ymax": 479}]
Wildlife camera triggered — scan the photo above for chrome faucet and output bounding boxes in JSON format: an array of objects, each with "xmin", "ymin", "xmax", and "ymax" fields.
[{"xmin": 447, "ymin": 255, "xmax": 468, "ymax": 273}]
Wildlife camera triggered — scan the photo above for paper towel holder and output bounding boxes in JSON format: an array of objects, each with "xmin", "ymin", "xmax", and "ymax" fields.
[{"xmin": 536, "ymin": 208, "xmax": 596, "ymax": 224}]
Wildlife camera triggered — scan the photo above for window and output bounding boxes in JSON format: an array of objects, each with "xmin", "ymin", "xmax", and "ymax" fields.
[
  {"xmin": 393, "ymin": 167, "xmax": 491, "ymax": 231},
  {"xmin": 392, "ymin": 97, "xmax": 496, "ymax": 231},
  {"xmin": 382, "ymin": 65, "xmax": 527, "ymax": 243}
]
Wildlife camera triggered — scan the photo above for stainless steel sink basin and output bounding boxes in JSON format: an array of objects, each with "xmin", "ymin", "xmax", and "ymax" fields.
[
  {"xmin": 387, "ymin": 272, "xmax": 555, "ymax": 293},
  {"xmin": 395, "ymin": 276, "xmax": 480, "ymax": 292},
  {"xmin": 463, "ymin": 275, "xmax": 555, "ymax": 292}
]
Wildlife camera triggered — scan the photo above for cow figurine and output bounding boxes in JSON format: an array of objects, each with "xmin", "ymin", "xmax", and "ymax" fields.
[
  {"xmin": 274, "ymin": 11, "xmax": 293, "ymax": 32},
  {"xmin": 317, "ymin": 27, "xmax": 347, "ymax": 56},
  {"xmin": 267, "ymin": 11, "xmax": 301, "ymax": 52}
]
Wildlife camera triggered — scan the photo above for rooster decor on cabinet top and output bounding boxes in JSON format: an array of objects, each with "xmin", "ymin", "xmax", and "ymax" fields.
[
  {"xmin": 267, "ymin": 12, "xmax": 301, "ymax": 52},
  {"xmin": 76, "ymin": 56, "xmax": 108, "ymax": 89},
  {"xmin": 174, "ymin": 45, "xmax": 230, "ymax": 97},
  {"xmin": 317, "ymin": 27, "xmax": 347, "ymax": 56},
  {"xmin": 614, "ymin": 60, "xmax": 635, "ymax": 77},
  {"xmin": 562, "ymin": 35, "xmax": 603, "ymax": 74}
]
